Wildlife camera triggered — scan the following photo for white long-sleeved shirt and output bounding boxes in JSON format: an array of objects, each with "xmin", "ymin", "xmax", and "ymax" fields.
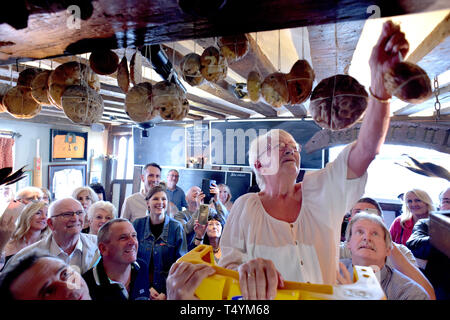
[{"xmin": 219, "ymin": 142, "xmax": 367, "ymax": 285}]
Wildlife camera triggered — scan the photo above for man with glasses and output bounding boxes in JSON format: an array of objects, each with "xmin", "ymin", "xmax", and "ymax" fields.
[
  {"xmin": 1, "ymin": 186, "xmax": 45, "ymax": 222},
  {"xmin": 4, "ymin": 197, "xmax": 99, "ymax": 274},
  {"xmin": 166, "ymin": 169, "xmax": 187, "ymax": 211},
  {"xmin": 15, "ymin": 187, "xmax": 44, "ymax": 205}
]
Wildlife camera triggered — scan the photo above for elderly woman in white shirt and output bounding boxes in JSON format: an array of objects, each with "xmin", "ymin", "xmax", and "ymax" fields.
[{"xmin": 218, "ymin": 20, "xmax": 410, "ymax": 300}]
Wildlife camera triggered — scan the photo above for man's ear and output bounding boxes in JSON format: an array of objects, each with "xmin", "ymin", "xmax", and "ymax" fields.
[
  {"xmin": 385, "ymin": 245, "xmax": 392, "ymax": 257},
  {"xmin": 98, "ymin": 243, "xmax": 107, "ymax": 256},
  {"xmin": 140, "ymin": 174, "xmax": 145, "ymax": 183},
  {"xmin": 47, "ymin": 217, "xmax": 54, "ymax": 231}
]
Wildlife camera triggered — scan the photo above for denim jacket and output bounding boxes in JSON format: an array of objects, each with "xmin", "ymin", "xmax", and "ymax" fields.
[{"xmin": 132, "ymin": 215, "xmax": 187, "ymax": 294}]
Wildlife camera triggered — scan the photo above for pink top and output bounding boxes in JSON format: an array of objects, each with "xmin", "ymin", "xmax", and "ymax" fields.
[{"xmin": 389, "ymin": 216, "xmax": 415, "ymax": 245}]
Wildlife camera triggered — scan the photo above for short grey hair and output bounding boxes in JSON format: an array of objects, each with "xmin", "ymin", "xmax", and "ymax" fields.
[
  {"xmin": 97, "ymin": 218, "xmax": 131, "ymax": 246},
  {"xmin": 87, "ymin": 201, "xmax": 117, "ymax": 221},
  {"xmin": 346, "ymin": 212, "xmax": 393, "ymax": 250},
  {"xmin": 15, "ymin": 187, "xmax": 43, "ymax": 201},
  {"xmin": 48, "ymin": 197, "xmax": 83, "ymax": 217}
]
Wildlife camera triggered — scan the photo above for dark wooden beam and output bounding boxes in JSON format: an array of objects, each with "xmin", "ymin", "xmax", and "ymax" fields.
[{"xmin": 1, "ymin": 0, "xmax": 448, "ymax": 64}]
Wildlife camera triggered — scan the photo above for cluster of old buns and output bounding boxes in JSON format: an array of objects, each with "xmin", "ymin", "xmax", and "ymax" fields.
[
  {"xmin": 119, "ymin": 50, "xmax": 189, "ymax": 122},
  {"xmin": 244, "ymin": 34, "xmax": 430, "ymax": 130},
  {"xmin": 0, "ymin": 61, "xmax": 103, "ymax": 124},
  {"xmin": 179, "ymin": 34, "xmax": 250, "ymax": 86}
]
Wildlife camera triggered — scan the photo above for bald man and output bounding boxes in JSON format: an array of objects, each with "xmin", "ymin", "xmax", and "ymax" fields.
[{"xmin": 4, "ymin": 197, "xmax": 99, "ymax": 274}]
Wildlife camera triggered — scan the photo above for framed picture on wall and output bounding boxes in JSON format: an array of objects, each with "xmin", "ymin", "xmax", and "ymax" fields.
[
  {"xmin": 50, "ymin": 129, "xmax": 88, "ymax": 162},
  {"xmin": 48, "ymin": 164, "xmax": 86, "ymax": 200}
]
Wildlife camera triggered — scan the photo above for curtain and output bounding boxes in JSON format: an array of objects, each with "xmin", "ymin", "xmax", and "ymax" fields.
[{"xmin": 0, "ymin": 137, "xmax": 14, "ymax": 168}]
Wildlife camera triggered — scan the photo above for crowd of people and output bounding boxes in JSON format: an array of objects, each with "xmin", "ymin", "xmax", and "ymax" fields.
[{"xmin": 0, "ymin": 20, "xmax": 448, "ymax": 301}]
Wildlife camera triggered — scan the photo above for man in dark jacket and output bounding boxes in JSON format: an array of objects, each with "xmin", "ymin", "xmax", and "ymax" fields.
[
  {"xmin": 406, "ymin": 187, "xmax": 450, "ymax": 300},
  {"xmin": 83, "ymin": 218, "xmax": 150, "ymax": 300}
]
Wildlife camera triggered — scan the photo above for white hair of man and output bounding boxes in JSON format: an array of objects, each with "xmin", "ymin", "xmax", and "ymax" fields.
[
  {"xmin": 48, "ymin": 197, "xmax": 82, "ymax": 217},
  {"xmin": 346, "ymin": 212, "xmax": 393, "ymax": 250},
  {"xmin": 15, "ymin": 187, "xmax": 44, "ymax": 201},
  {"xmin": 87, "ymin": 200, "xmax": 117, "ymax": 221}
]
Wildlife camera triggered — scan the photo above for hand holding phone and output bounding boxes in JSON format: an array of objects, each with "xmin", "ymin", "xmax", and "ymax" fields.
[
  {"xmin": 201, "ymin": 179, "xmax": 216, "ymax": 204},
  {"xmin": 198, "ymin": 204, "xmax": 209, "ymax": 225}
]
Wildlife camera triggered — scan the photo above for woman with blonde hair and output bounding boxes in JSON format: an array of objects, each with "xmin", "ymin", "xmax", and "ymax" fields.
[
  {"xmin": 0, "ymin": 200, "xmax": 49, "ymax": 268},
  {"xmin": 72, "ymin": 186, "xmax": 99, "ymax": 233},
  {"xmin": 217, "ymin": 183, "xmax": 233, "ymax": 212},
  {"xmin": 390, "ymin": 188, "xmax": 435, "ymax": 246}
]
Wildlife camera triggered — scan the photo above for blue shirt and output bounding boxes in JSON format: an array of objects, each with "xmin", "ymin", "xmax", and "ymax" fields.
[{"xmin": 166, "ymin": 186, "xmax": 187, "ymax": 211}]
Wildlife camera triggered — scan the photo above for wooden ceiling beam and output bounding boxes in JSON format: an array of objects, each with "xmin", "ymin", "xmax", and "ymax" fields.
[
  {"xmin": 185, "ymin": 94, "xmax": 251, "ymax": 118},
  {"xmin": 406, "ymin": 12, "xmax": 450, "ymax": 64},
  {"xmin": 405, "ymin": 12, "xmax": 450, "ymax": 81},
  {"xmin": 1, "ymin": 0, "xmax": 449, "ymax": 65},
  {"xmin": 307, "ymin": 20, "xmax": 366, "ymax": 82},
  {"xmin": 188, "ymin": 105, "xmax": 226, "ymax": 119}
]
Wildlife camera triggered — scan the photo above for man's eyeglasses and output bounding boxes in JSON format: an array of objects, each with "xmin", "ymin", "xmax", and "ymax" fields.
[
  {"xmin": 258, "ymin": 142, "xmax": 301, "ymax": 158},
  {"xmin": 51, "ymin": 211, "xmax": 84, "ymax": 219},
  {"xmin": 22, "ymin": 196, "xmax": 43, "ymax": 202}
]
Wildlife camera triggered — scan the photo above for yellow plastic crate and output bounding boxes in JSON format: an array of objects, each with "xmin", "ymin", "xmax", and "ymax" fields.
[{"xmin": 177, "ymin": 245, "xmax": 386, "ymax": 300}]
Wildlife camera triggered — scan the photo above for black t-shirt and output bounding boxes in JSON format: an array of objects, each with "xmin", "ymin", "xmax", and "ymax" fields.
[{"xmin": 150, "ymin": 221, "xmax": 164, "ymax": 240}]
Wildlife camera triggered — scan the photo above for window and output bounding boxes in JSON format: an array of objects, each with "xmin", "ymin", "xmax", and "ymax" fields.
[
  {"xmin": 114, "ymin": 136, "xmax": 134, "ymax": 180},
  {"xmin": 329, "ymin": 144, "xmax": 450, "ymax": 206}
]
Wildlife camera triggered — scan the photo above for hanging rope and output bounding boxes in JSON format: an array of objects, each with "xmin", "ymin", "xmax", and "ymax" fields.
[
  {"xmin": 334, "ymin": 23, "xmax": 338, "ymax": 75},
  {"xmin": 9, "ymin": 64, "xmax": 12, "ymax": 86},
  {"xmin": 302, "ymin": 27, "xmax": 305, "ymax": 60},
  {"xmin": 278, "ymin": 29, "xmax": 281, "ymax": 72}
]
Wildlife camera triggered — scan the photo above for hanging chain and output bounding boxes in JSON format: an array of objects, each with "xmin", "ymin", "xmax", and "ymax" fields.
[{"xmin": 433, "ymin": 75, "xmax": 441, "ymax": 121}]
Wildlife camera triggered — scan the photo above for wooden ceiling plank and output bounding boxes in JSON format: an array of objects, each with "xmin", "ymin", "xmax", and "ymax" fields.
[
  {"xmin": 185, "ymin": 94, "xmax": 251, "ymax": 118},
  {"xmin": 307, "ymin": 20, "xmax": 366, "ymax": 82},
  {"xmin": 186, "ymin": 113, "xmax": 204, "ymax": 120},
  {"xmin": 188, "ymin": 105, "xmax": 226, "ymax": 119},
  {"xmin": 283, "ymin": 104, "xmax": 308, "ymax": 118},
  {"xmin": 406, "ymin": 12, "xmax": 450, "ymax": 64},
  {"xmin": 1, "ymin": 0, "xmax": 449, "ymax": 64}
]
